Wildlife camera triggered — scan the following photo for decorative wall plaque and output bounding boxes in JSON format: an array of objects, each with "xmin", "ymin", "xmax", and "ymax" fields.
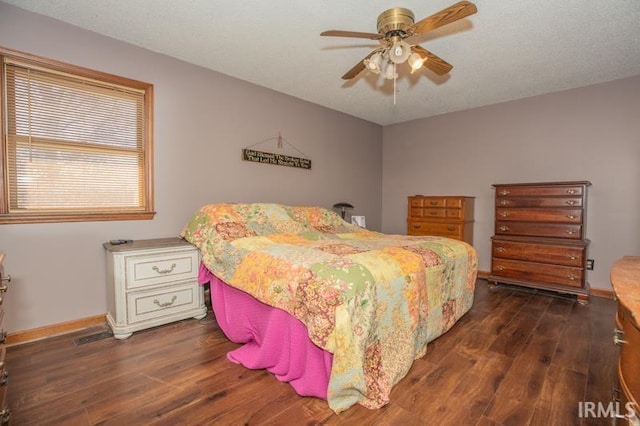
[
  {"xmin": 242, "ymin": 133, "xmax": 311, "ymax": 170},
  {"xmin": 242, "ymin": 149, "xmax": 311, "ymax": 169}
]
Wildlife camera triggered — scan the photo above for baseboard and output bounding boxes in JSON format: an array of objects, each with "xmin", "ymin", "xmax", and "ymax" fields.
[
  {"xmin": 589, "ymin": 287, "xmax": 615, "ymax": 299},
  {"xmin": 477, "ymin": 270, "xmax": 490, "ymax": 280},
  {"xmin": 7, "ymin": 314, "xmax": 107, "ymax": 347}
]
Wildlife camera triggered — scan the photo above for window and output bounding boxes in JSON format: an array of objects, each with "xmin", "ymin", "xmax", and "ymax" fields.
[{"xmin": 0, "ymin": 47, "xmax": 154, "ymax": 224}]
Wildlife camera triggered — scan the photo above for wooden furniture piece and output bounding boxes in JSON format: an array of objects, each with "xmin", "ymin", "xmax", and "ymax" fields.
[
  {"xmin": 611, "ymin": 256, "xmax": 640, "ymax": 424},
  {"xmin": 104, "ymin": 238, "xmax": 207, "ymax": 339},
  {"xmin": 407, "ymin": 196, "xmax": 475, "ymax": 244},
  {"xmin": 489, "ymin": 181, "xmax": 591, "ymax": 303},
  {"xmin": 0, "ymin": 254, "xmax": 10, "ymax": 424}
]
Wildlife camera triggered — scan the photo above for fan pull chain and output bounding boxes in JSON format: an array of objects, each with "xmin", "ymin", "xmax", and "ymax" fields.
[{"xmin": 393, "ymin": 63, "xmax": 397, "ymax": 105}]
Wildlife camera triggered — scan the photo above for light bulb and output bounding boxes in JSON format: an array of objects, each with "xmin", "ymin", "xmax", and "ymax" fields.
[{"xmin": 408, "ymin": 52, "xmax": 425, "ymax": 73}]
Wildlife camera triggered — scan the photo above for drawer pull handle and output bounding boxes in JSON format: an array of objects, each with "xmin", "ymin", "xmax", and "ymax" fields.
[
  {"xmin": 496, "ymin": 265, "xmax": 505, "ymax": 271},
  {"xmin": 613, "ymin": 328, "xmax": 628, "ymax": 346},
  {"xmin": 567, "ymin": 189, "xmax": 577, "ymax": 194},
  {"xmin": 566, "ymin": 230, "xmax": 575, "ymax": 235},
  {"xmin": 0, "ymin": 286, "xmax": 6, "ymax": 293},
  {"xmin": 499, "ymin": 190, "xmax": 510, "ymax": 196},
  {"xmin": 496, "ymin": 247, "xmax": 505, "ymax": 253},
  {"xmin": 430, "ymin": 201, "xmax": 438, "ymax": 206},
  {"xmin": 412, "ymin": 224, "xmax": 421, "ymax": 229},
  {"xmin": 152, "ymin": 263, "xmax": 176, "ymax": 274},
  {"xmin": 0, "ymin": 275, "xmax": 10, "ymax": 284},
  {"xmin": 566, "ymin": 215, "xmax": 576, "ymax": 220},
  {"xmin": 568, "ymin": 255, "xmax": 577, "ymax": 260},
  {"xmin": 154, "ymin": 295, "xmax": 178, "ymax": 308},
  {"xmin": 566, "ymin": 200, "xmax": 577, "ymax": 205},
  {"xmin": 611, "ymin": 386, "xmax": 621, "ymax": 402},
  {"xmin": 499, "ymin": 226, "xmax": 509, "ymax": 232},
  {"xmin": 429, "ymin": 210, "xmax": 438, "ymax": 215},
  {"xmin": 500, "ymin": 212, "xmax": 509, "ymax": 218},
  {"xmin": 499, "ymin": 199, "xmax": 508, "ymax": 205},
  {"xmin": 447, "ymin": 226, "xmax": 456, "ymax": 231},
  {"xmin": 567, "ymin": 274, "xmax": 576, "ymax": 280}
]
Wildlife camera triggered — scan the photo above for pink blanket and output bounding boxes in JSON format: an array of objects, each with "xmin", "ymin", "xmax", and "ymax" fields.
[{"xmin": 199, "ymin": 264, "xmax": 333, "ymax": 399}]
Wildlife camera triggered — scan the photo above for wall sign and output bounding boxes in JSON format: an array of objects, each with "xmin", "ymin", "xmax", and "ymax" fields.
[{"xmin": 242, "ymin": 148, "xmax": 311, "ymax": 170}]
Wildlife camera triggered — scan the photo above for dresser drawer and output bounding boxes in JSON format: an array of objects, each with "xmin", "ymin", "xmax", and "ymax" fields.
[
  {"xmin": 127, "ymin": 281, "xmax": 201, "ymax": 324},
  {"xmin": 411, "ymin": 208, "xmax": 446, "ymax": 218},
  {"xmin": 0, "ymin": 384, "xmax": 7, "ymax": 425},
  {"xmin": 492, "ymin": 239, "xmax": 585, "ymax": 267},
  {"xmin": 410, "ymin": 197, "xmax": 447, "ymax": 208},
  {"xmin": 445, "ymin": 209, "xmax": 464, "ymax": 219},
  {"xmin": 408, "ymin": 221, "xmax": 462, "ymax": 238},
  {"xmin": 496, "ymin": 208, "xmax": 582, "ymax": 223},
  {"xmin": 495, "ymin": 184, "xmax": 585, "ymax": 197},
  {"xmin": 410, "ymin": 198, "xmax": 425, "ymax": 208},
  {"xmin": 126, "ymin": 250, "xmax": 198, "ymax": 289},
  {"xmin": 410, "ymin": 208, "xmax": 463, "ymax": 220},
  {"xmin": 496, "ymin": 196, "xmax": 583, "ymax": 208},
  {"xmin": 491, "ymin": 258, "xmax": 584, "ymax": 288},
  {"xmin": 495, "ymin": 221, "xmax": 582, "ymax": 239},
  {"xmin": 617, "ymin": 305, "xmax": 640, "ymax": 406}
]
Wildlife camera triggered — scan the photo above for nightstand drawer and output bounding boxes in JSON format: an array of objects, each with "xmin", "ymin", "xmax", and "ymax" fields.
[
  {"xmin": 126, "ymin": 250, "xmax": 198, "ymax": 289},
  {"xmin": 128, "ymin": 281, "xmax": 200, "ymax": 324}
]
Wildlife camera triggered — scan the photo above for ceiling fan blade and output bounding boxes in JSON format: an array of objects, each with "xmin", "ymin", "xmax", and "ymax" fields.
[
  {"xmin": 412, "ymin": 45, "xmax": 453, "ymax": 75},
  {"xmin": 321, "ymin": 30, "xmax": 383, "ymax": 40},
  {"xmin": 341, "ymin": 51, "xmax": 376, "ymax": 80},
  {"xmin": 406, "ymin": 1, "xmax": 477, "ymax": 36}
]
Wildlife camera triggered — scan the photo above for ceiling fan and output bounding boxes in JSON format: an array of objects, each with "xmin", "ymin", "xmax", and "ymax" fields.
[{"xmin": 320, "ymin": 1, "xmax": 477, "ymax": 80}]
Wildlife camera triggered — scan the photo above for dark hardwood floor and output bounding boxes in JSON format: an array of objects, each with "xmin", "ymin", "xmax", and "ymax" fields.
[{"xmin": 6, "ymin": 280, "xmax": 618, "ymax": 425}]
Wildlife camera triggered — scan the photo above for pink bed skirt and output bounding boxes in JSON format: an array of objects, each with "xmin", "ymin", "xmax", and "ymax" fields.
[{"xmin": 199, "ymin": 264, "xmax": 333, "ymax": 399}]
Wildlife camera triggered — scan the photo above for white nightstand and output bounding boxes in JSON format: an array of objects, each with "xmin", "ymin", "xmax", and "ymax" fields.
[{"xmin": 104, "ymin": 238, "xmax": 207, "ymax": 339}]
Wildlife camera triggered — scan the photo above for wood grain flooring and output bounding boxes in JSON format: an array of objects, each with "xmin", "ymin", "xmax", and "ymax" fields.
[{"xmin": 6, "ymin": 280, "xmax": 619, "ymax": 425}]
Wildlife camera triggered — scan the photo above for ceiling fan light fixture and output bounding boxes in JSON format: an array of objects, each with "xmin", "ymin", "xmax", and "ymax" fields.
[
  {"xmin": 388, "ymin": 41, "xmax": 411, "ymax": 64},
  {"xmin": 383, "ymin": 62, "xmax": 397, "ymax": 80},
  {"xmin": 408, "ymin": 52, "xmax": 425, "ymax": 73},
  {"xmin": 364, "ymin": 51, "xmax": 383, "ymax": 74}
]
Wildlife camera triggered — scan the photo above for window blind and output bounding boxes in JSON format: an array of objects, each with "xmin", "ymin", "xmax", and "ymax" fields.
[{"xmin": 4, "ymin": 59, "xmax": 148, "ymax": 214}]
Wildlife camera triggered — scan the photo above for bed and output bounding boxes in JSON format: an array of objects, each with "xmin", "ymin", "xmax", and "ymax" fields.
[{"xmin": 180, "ymin": 203, "xmax": 477, "ymax": 413}]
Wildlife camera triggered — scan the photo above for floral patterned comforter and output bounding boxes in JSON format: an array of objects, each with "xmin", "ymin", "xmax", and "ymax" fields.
[{"xmin": 181, "ymin": 203, "xmax": 477, "ymax": 412}]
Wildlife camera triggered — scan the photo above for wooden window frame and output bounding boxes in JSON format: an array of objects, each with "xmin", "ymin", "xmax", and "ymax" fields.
[{"xmin": 0, "ymin": 46, "xmax": 154, "ymax": 224}]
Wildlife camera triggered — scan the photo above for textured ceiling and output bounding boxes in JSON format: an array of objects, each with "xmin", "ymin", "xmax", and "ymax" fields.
[{"xmin": 4, "ymin": 0, "xmax": 640, "ymax": 125}]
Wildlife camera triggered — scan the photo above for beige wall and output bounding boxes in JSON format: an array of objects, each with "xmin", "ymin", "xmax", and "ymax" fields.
[
  {"xmin": 0, "ymin": 3, "xmax": 382, "ymax": 332},
  {"xmin": 382, "ymin": 75, "xmax": 640, "ymax": 290}
]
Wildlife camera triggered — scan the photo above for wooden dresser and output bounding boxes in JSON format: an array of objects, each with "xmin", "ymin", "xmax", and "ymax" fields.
[
  {"xmin": 407, "ymin": 196, "xmax": 474, "ymax": 244},
  {"xmin": 0, "ymin": 254, "xmax": 10, "ymax": 423},
  {"xmin": 489, "ymin": 181, "xmax": 591, "ymax": 303},
  {"xmin": 611, "ymin": 256, "xmax": 640, "ymax": 424}
]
